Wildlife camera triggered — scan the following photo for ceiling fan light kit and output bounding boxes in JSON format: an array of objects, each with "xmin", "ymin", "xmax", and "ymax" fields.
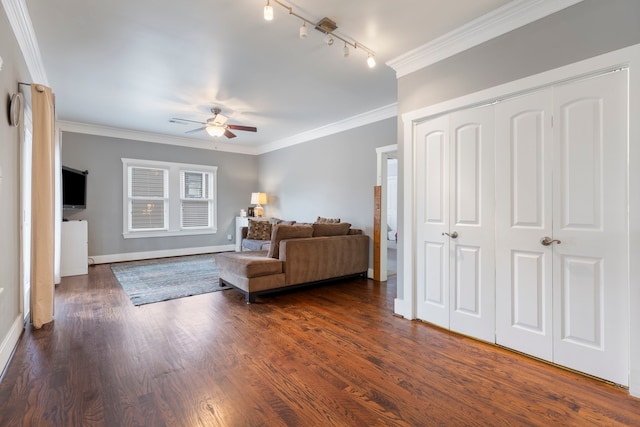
[
  {"xmin": 171, "ymin": 107, "xmax": 257, "ymax": 140},
  {"xmin": 262, "ymin": 0, "xmax": 375, "ymax": 68}
]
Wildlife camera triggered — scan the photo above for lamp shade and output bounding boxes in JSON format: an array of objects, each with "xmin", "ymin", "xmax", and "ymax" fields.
[
  {"xmin": 251, "ymin": 192, "xmax": 267, "ymax": 205},
  {"xmin": 206, "ymin": 125, "xmax": 225, "ymax": 137}
]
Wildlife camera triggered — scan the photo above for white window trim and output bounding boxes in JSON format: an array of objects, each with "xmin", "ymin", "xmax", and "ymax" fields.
[{"xmin": 122, "ymin": 158, "xmax": 218, "ymax": 239}]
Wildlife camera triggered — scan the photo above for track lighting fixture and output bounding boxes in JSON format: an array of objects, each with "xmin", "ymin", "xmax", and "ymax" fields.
[
  {"xmin": 262, "ymin": 0, "xmax": 376, "ymax": 68},
  {"xmin": 263, "ymin": 0, "xmax": 274, "ymax": 21}
]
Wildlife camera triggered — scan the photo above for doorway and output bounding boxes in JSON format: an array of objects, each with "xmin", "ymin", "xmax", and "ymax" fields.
[{"xmin": 376, "ymin": 144, "xmax": 398, "ymax": 281}]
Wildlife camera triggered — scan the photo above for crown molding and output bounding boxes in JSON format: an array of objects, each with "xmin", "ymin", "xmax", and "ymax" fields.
[
  {"xmin": 2, "ymin": 0, "xmax": 48, "ymax": 84},
  {"xmin": 257, "ymin": 103, "xmax": 398, "ymax": 154},
  {"xmin": 57, "ymin": 102, "xmax": 397, "ymax": 156},
  {"xmin": 386, "ymin": 0, "xmax": 584, "ymax": 79},
  {"xmin": 57, "ymin": 121, "xmax": 259, "ymax": 155}
]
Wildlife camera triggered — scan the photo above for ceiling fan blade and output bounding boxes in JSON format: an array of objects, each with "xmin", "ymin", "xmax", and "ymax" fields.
[
  {"xmin": 224, "ymin": 129, "xmax": 237, "ymax": 139},
  {"xmin": 227, "ymin": 124, "xmax": 257, "ymax": 132},
  {"xmin": 186, "ymin": 126, "xmax": 206, "ymax": 134},
  {"xmin": 171, "ymin": 118, "xmax": 206, "ymax": 125}
]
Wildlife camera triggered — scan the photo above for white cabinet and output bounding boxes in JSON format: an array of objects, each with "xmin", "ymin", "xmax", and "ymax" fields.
[
  {"xmin": 235, "ymin": 216, "xmax": 249, "ymax": 251},
  {"xmin": 61, "ymin": 220, "xmax": 88, "ymax": 276}
]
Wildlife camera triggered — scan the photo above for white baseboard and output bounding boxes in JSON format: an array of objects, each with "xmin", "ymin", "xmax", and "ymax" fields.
[
  {"xmin": 90, "ymin": 244, "xmax": 235, "ymax": 265},
  {"xmin": 0, "ymin": 316, "xmax": 24, "ymax": 379}
]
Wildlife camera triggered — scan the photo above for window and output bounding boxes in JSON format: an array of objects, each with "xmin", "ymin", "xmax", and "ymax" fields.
[
  {"xmin": 122, "ymin": 159, "xmax": 217, "ymax": 238},
  {"xmin": 181, "ymin": 170, "xmax": 213, "ymax": 229}
]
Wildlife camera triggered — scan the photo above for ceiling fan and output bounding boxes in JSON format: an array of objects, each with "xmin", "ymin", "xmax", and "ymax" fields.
[{"xmin": 171, "ymin": 107, "xmax": 257, "ymax": 139}]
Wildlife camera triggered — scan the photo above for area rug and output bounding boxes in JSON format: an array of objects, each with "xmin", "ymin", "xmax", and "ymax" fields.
[{"xmin": 111, "ymin": 254, "xmax": 228, "ymax": 306}]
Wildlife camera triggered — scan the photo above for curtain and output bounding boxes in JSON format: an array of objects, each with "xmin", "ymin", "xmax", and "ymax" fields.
[{"xmin": 30, "ymin": 84, "xmax": 55, "ymax": 329}]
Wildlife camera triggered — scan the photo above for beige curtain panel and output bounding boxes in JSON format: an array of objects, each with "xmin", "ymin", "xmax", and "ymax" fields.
[{"xmin": 30, "ymin": 84, "xmax": 55, "ymax": 329}]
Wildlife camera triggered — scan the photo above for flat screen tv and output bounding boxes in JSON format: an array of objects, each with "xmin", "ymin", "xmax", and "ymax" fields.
[{"xmin": 62, "ymin": 166, "xmax": 88, "ymax": 210}]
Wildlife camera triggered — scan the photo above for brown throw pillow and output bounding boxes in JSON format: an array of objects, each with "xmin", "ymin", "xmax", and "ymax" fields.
[
  {"xmin": 270, "ymin": 218, "xmax": 296, "ymax": 226},
  {"xmin": 312, "ymin": 222, "xmax": 351, "ymax": 237},
  {"xmin": 267, "ymin": 224, "xmax": 314, "ymax": 259},
  {"xmin": 246, "ymin": 219, "xmax": 272, "ymax": 240},
  {"xmin": 316, "ymin": 216, "xmax": 340, "ymax": 224}
]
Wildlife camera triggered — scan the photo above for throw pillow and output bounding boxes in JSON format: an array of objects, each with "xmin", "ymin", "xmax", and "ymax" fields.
[
  {"xmin": 270, "ymin": 218, "xmax": 296, "ymax": 226},
  {"xmin": 312, "ymin": 222, "xmax": 351, "ymax": 237},
  {"xmin": 316, "ymin": 216, "xmax": 341, "ymax": 224},
  {"xmin": 246, "ymin": 219, "xmax": 272, "ymax": 240},
  {"xmin": 267, "ymin": 224, "xmax": 314, "ymax": 259}
]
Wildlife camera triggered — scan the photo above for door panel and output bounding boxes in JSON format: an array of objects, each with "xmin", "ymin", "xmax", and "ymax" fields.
[
  {"xmin": 553, "ymin": 70, "xmax": 628, "ymax": 386},
  {"xmin": 416, "ymin": 115, "xmax": 450, "ymax": 326},
  {"xmin": 448, "ymin": 107, "xmax": 495, "ymax": 342},
  {"xmin": 495, "ymin": 89, "xmax": 554, "ymax": 361}
]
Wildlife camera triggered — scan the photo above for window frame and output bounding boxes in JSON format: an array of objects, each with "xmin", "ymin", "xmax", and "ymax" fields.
[{"xmin": 122, "ymin": 158, "xmax": 218, "ymax": 239}]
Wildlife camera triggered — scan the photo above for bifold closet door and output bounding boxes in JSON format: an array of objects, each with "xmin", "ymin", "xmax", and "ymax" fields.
[
  {"xmin": 416, "ymin": 107, "xmax": 495, "ymax": 343},
  {"xmin": 495, "ymin": 89, "xmax": 554, "ymax": 361},
  {"xmin": 551, "ymin": 70, "xmax": 628, "ymax": 386},
  {"xmin": 495, "ymin": 70, "xmax": 629, "ymax": 385},
  {"xmin": 416, "ymin": 115, "xmax": 450, "ymax": 327}
]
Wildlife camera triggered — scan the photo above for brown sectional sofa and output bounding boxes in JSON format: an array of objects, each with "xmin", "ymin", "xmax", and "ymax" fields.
[{"xmin": 216, "ymin": 223, "xmax": 369, "ymax": 303}]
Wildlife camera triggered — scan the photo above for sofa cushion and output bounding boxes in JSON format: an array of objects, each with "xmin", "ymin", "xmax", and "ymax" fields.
[
  {"xmin": 316, "ymin": 216, "xmax": 340, "ymax": 224},
  {"xmin": 242, "ymin": 239, "xmax": 271, "ymax": 251},
  {"xmin": 216, "ymin": 251, "xmax": 283, "ymax": 278},
  {"xmin": 267, "ymin": 224, "xmax": 314, "ymax": 259},
  {"xmin": 246, "ymin": 219, "xmax": 272, "ymax": 240},
  {"xmin": 312, "ymin": 222, "xmax": 351, "ymax": 237}
]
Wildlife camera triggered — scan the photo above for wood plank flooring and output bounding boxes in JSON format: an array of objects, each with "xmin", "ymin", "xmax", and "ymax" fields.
[{"xmin": 1, "ymin": 258, "xmax": 639, "ymax": 426}]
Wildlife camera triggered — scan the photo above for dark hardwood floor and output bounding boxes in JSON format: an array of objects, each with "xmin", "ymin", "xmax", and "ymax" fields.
[{"xmin": 1, "ymin": 259, "xmax": 639, "ymax": 426}]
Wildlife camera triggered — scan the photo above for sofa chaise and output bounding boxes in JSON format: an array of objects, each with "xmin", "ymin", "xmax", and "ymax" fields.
[{"xmin": 216, "ymin": 222, "xmax": 369, "ymax": 303}]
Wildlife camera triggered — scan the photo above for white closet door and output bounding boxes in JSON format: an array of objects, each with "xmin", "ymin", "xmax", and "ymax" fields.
[
  {"xmin": 552, "ymin": 70, "xmax": 628, "ymax": 386},
  {"xmin": 416, "ymin": 115, "xmax": 450, "ymax": 327},
  {"xmin": 495, "ymin": 90, "xmax": 554, "ymax": 360},
  {"xmin": 448, "ymin": 106, "xmax": 495, "ymax": 342}
]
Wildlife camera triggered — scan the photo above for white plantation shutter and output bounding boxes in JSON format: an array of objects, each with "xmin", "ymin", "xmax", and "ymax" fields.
[
  {"xmin": 181, "ymin": 171, "xmax": 212, "ymax": 228},
  {"xmin": 129, "ymin": 166, "xmax": 167, "ymax": 230},
  {"xmin": 122, "ymin": 159, "xmax": 217, "ymax": 238}
]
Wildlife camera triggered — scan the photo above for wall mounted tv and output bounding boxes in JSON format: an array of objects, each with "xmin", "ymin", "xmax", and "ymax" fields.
[{"xmin": 62, "ymin": 166, "xmax": 88, "ymax": 210}]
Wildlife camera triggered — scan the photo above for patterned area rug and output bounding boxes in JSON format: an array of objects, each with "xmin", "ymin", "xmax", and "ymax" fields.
[{"xmin": 111, "ymin": 254, "xmax": 227, "ymax": 306}]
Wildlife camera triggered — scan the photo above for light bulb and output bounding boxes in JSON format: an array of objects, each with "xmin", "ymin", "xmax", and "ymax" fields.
[
  {"xmin": 299, "ymin": 22, "xmax": 307, "ymax": 39},
  {"xmin": 264, "ymin": 1, "xmax": 273, "ymax": 21},
  {"xmin": 367, "ymin": 54, "xmax": 376, "ymax": 68},
  {"xmin": 206, "ymin": 125, "xmax": 225, "ymax": 138}
]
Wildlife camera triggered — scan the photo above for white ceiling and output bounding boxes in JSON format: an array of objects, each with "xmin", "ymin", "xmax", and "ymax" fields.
[{"xmin": 23, "ymin": 0, "xmax": 513, "ymax": 151}]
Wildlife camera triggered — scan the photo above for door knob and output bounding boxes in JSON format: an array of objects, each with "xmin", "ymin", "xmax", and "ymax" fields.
[
  {"xmin": 540, "ymin": 236, "xmax": 561, "ymax": 246},
  {"xmin": 442, "ymin": 231, "xmax": 458, "ymax": 239}
]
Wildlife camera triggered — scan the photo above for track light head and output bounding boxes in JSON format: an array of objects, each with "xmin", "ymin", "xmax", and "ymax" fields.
[
  {"xmin": 324, "ymin": 34, "xmax": 334, "ymax": 46},
  {"xmin": 343, "ymin": 44, "xmax": 349, "ymax": 58},
  {"xmin": 299, "ymin": 22, "xmax": 307, "ymax": 39},
  {"xmin": 264, "ymin": 0, "xmax": 273, "ymax": 21},
  {"xmin": 367, "ymin": 54, "xmax": 376, "ymax": 68}
]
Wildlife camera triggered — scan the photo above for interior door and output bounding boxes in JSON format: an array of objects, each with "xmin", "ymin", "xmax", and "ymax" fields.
[
  {"xmin": 416, "ymin": 115, "xmax": 450, "ymax": 327},
  {"xmin": 495, "ymin": 90, "xmax": 554, "ymax": 360},
  {"xmin": 552, "ymin": 70, "xmax": 628, "ymax": 386},
  {"xmin": 448, "ymin": 106, "xmax": 495, "ymax": 342}
]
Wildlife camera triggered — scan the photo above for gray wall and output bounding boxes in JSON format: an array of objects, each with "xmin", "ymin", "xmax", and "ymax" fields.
[
  {"xmin": 61, "ymin": 132, "xmax": 259, "ymax": 257},
  {"xmin": 395, "ymin": 0, "xmax": 640, "ymax": 299},
  {"xmin": 0, "ymin": 6, "xmax": 31, "ymax": 369},
  {"xmin": 259, "ymin": 117, "xmax": 397, "ymax": 256}
]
